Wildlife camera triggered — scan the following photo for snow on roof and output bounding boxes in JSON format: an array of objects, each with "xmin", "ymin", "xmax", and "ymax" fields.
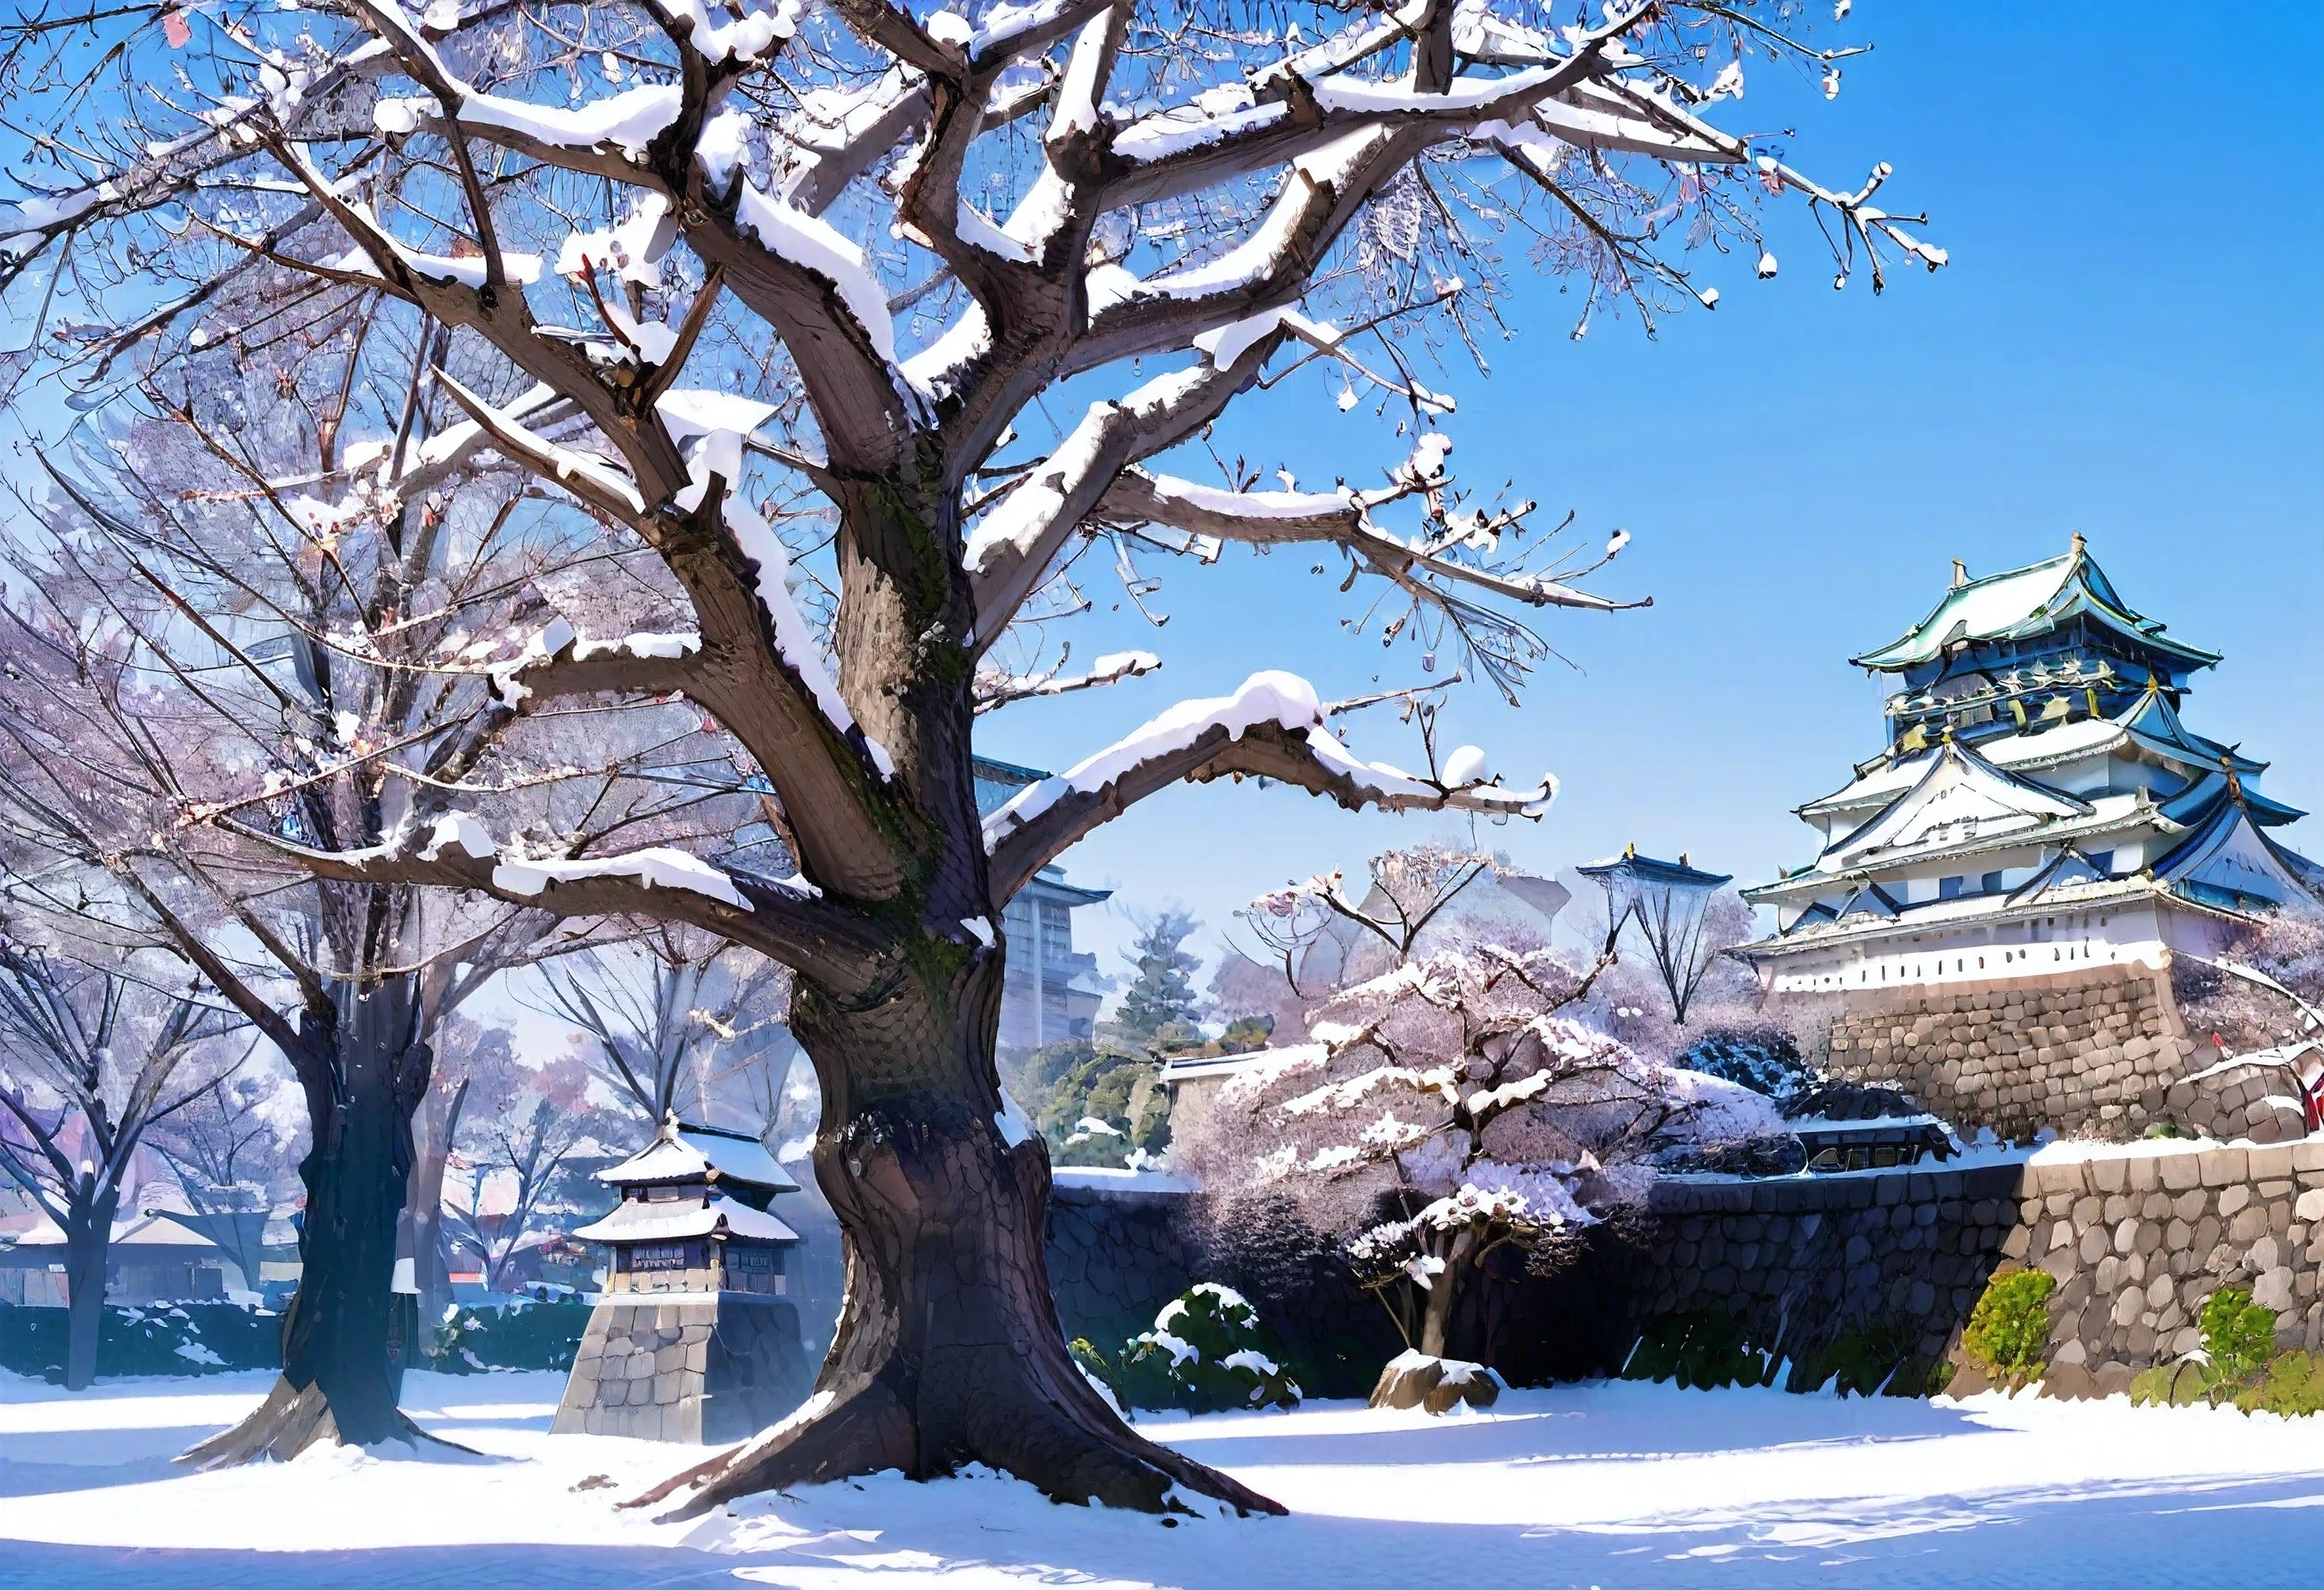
[
  {"xmin": 1739, "ymin": 874, "xmax": 2173, "ymax": 959},
  {"xmin": 1158, "ymin": 1050, "xmax": 1286, "ymax": 1083},
  {"xmin": 1853, "ymin": 554, "xmax": 2079, "ymax": 670},
  {"xmin": 1851, "ymin": 545, "xmax": 2216, "ymax": 673},
  {"xmin": 4, "ymin": 1211, "xmax": 224, "ymax": 1250},
  {"xmin": 1802, "ymin": 706, "xmax": 2193, "ymax": 823},
  {"xmin": 596, "ymin": 1123, "xmax": 800, "ymax": 1193},
  {"xmin": 571, "ymin": 1194, "xmax": 798, "ymax": 1246}
]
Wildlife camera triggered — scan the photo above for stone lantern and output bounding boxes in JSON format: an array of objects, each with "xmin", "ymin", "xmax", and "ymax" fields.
[{"xmin": 551, "ymin": 1117, "xmax": 812, "ymax": 1441}]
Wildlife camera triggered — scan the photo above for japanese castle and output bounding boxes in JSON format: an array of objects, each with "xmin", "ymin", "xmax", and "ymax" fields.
[{"xmin": 1741, "ymin": 537, "xmax": 2320, "ymax": 994}]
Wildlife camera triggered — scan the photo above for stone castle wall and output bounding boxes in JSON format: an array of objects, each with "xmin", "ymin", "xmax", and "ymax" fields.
[
  {"xmin": 1046, "ymin": 1178, "xmax": 1201, "ymax": 1354},
  {"xmin": 1820, "ymin": 963, "xmax": 2308, "ymax": 1144},
  {"xmin": 2002, "ymin": 1141, "xmax": 2324, "ymax": 1397},
  {"xmin": 1053, "ymin": 1137, "xmax": 2324, "ymax": 1401},
  {"xmin": 1641, "ymin": 1161, "xmax": 2024, "ymax": 1375},
  {"xmin": 1634, "ymin": 1138, "xmax": 2324, "ymax": 1395}
]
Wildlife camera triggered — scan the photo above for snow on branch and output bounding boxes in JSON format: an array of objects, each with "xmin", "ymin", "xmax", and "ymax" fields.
[
  {"xmin": 433, "ymin": 370, "xmax": 645, "ymax": 519},
  {"xmin": 974, "ymin": 647, "xmax": 1159, "ymax": 713},
  {"xmin": 982, "ymin": 669, "xmax": 1553, "ymax": 900},
  {"xmin": 223, "ymin": 808, "xmax": 881, "ymax": 990},
  {"xmin": 964, "ymin": 354, "xmax": 1267, "ymax": 645}
]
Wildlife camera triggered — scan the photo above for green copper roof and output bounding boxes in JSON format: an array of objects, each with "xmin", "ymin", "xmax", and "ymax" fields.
[{"xmin": 1851, "ymin": 543, "xmax": 2221, "ymax": 673}]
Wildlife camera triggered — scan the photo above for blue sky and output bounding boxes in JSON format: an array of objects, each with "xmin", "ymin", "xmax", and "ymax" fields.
[{"xmin": 981, "ymin": 3, "xmax": 2324, "ymax": 979}]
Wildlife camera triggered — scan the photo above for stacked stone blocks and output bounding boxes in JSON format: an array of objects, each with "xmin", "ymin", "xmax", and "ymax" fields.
[
  {"xmin": 1645, "ymin": 1164, "xmax": 2025, "ymax": 1372},
  {"xmin": 2002, "ymin": 1141, "xmax": 2324, "ymax": 1398},
  {"xmin": 552, "ymin": 1293, "xmax": 809, "ymax": 1443},
  {"xmin": 1822, "ymin": 963, "xmax": 2305, "ymax": 1144}
]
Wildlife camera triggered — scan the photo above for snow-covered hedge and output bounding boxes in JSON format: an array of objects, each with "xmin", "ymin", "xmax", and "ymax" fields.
[
  {"xmin": 1675, "ymin": 1026, "xmax": 1816, "ymax": 1100},
  {"xmin": 425, "ymin": 1298, "xmax": 593, "ymax": 1373},
  {"xmin": 1113, "ymin": 1284, "xmax": 1302, "ymax": 1414},
  {"xmin": 0, "ymin": 1302, "xmax": 279, "ymax": 1381},
  {"xmin": 0, "ymin": 1296, "xmax": 596, "ymax": 1383}
]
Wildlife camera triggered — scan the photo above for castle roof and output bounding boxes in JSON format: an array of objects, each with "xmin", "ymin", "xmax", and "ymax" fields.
[
  {"xmin": 1851, "ymin": 544, "xmax": 2220, "ymax": 674},
  {"xmin": 1575, "ymin": 849, "xmax": 1732, "ymax": 890},
  {"xmin": 572, "ymin": 1193, "xmax": 799, "ymax": 1246},
  {"xmin": 1796, "ymin": 685, "xmax": 2286, "ymax": 830},
  {"xmin": 595, "ymin": 1119, "xmax": 799, "ymax": 1195}
]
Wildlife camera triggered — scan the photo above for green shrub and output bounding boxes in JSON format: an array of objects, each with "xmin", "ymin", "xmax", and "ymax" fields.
[
  {"xmin": 2199, "ymin": 1287, "xmax": 2278, "ymax": 1389},
  {"xmin": 2129, "ymin": 1359, "xmax": 2217, "ymax": 1407},
  {"xmin": 1960, "ymin": 1268, "xmax": 2056, "ymax": 1389},
  {"xmin": 1622, "ymin": 1308, "xmax": 1776, "ymax": 1391},
  {"xmin": 1068, "ymin": 1336, "xmax": 1128, "ymax": 1419},
  {"xmin": 2238, "ymin": 1350, "xmax": 2324, "ymax": 1417},
  {"xmin": 1799, "ymin": 1322, "xmax": 1933, "ymax": 1398},
  {"xmin": 1116, "ymin": 1284, "xmax": 1301, "ymax": 1413},
  {"xmin": 2135, "ymin": 1348, "xmax": 2324, "ymax": 1417}
]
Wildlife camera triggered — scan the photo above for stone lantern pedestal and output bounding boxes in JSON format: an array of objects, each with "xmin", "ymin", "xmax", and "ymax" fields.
[{"xmin": 551, "ymin": 1119, "xmax": 812, "ymax": 1442}]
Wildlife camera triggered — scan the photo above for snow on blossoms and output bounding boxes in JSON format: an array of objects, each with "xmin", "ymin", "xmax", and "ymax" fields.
[{"xmin": 1179, "ymin": 944, "xmax": 1785, "ymax": 1361}]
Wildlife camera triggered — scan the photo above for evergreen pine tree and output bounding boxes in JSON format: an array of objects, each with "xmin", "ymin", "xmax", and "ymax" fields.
[{"xmin": 1114, "ymin": 912, "xmax": 1205, "ymax": 1045}]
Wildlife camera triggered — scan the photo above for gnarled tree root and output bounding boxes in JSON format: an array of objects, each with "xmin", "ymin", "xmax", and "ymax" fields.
[
  {"xmin": 626, "ymin": 1370, "xmax": 1284, "ymax": 1521},
  {"xmin": 177, "ymin": 1375, "xmax": 475, "ymax": 1470}
]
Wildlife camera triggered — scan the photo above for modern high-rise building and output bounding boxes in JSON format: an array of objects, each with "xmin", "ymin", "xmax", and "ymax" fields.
[{"xmin": 973, "ymin": 757, "xmax": 1112, "ymax": 1053}]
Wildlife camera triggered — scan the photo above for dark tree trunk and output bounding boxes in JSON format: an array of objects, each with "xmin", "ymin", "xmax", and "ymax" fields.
[
  {"xmin": 183, "ymin": 978, "xmax": 436, "ymax": 1466},
  {"xmin": 634, "ymin": 953, "xmax": 1279, "ymax": 1519},
  {"xmin": 1419, "ymin": 1227, "xmax": 1477, "ymax": 1360},
  {"xmin": 406, "ymin": 1078, "xmax": 466, "ymax": 1356},
  {"xmin": 61, "ymin": 1188, "xmax": 119, "ymax": 1392}
]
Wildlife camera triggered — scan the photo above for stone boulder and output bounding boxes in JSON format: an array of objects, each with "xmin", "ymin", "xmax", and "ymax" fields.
[{"xmin": 1369, "ymin": 1349, "xmax": 1502, "ymax": 1414}]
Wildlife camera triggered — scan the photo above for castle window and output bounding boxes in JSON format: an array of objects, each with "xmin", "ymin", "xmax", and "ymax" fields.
[
  {"xmin": 1939, "ymin": 876, "xmax": 1965, "ymax": 900},
  {"xmin": 1981, "ymin": 871, "xmax": 2004, "ymax": 893}
]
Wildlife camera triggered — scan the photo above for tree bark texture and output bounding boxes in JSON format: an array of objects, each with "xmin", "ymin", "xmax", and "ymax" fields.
[
  {"xmin": 183, "ymin": 978, "xmax": 435, "ymax": 1466},
  {"xmin": 1418, "ymin": 1226, "xmax": 1477, "ymax": 1361},
  {"xmin": 610, "ymin": 456, "xmax": 1286, "ymax": 1517},
  {"xmin": 61, "ymin": 1188, "xmax": 119, "ymax": 1392},
  {"xmin": 635, "ymin": 940, "xmax": 1278, "ymax": 1518}
]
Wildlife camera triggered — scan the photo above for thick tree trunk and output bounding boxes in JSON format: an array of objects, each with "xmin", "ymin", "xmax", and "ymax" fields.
[
  {"xmin": 61, "ymin": 1190, "xmax": 119, "ymax": 1392},
  {"xmin": 182, "ymin": 979, "xmax": 437, "ymax": 1467},
  {"xmin": 634, "ymin": 953, "xmax": 1280, "ymax": 1519}
]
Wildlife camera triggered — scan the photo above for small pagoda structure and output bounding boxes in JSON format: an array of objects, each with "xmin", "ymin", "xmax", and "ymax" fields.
[{"xmin": 551, "ymin": 1118, "xmax": 812, "ymax": 1442}]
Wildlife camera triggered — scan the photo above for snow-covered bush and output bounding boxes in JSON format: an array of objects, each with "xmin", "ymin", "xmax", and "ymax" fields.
[
  {"xmin": 1676, "ymin": 1025, "xmax": 1816, "ymax": 1100},
  {"xmin": 1176, "ymin": 946, "xmax": 1786, "ymax": 1371},
  {"xmin": 1116, "ymin": 1284, "xmax": 1301, "ymax": 1414},
  {"xmin": 426, "ymin": 1298, "xmax": 594, "ymax": 1373}
]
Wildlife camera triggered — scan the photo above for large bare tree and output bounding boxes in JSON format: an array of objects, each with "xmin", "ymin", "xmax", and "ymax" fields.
[
  {"xmin": 0, "ymin": 309, "xmax": 651, "ymax": 1458},
  {"xmin": 0, "ymin": 0, "xmax": 1938, "ymax": 1514}
]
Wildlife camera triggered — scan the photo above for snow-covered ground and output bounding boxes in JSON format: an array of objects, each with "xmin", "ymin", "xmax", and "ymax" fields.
[{"xmin": 3, "ymin": 1369, "xmax": 2320, "ymax": 1588}]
